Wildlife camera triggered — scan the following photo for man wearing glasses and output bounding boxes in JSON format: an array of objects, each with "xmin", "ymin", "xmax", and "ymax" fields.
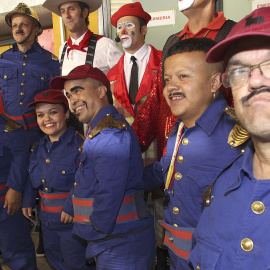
[{"xmin": 188, "ymin": 7, "xmax": 270, "ymax": 270}]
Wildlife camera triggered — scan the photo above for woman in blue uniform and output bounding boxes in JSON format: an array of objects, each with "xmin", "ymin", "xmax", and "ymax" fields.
[{"xmin": 22, "ymin": 89, "xmax": 93, "ymax": 270}]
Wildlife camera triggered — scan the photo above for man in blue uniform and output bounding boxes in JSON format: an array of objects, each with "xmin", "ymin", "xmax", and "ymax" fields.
[
  {"xmin": 0, "ymin": 3, "xmax": 60, "ymax": 145},
  {"xmin": 188, "ymin": 7, "xmax": 270, "ymax": 270},
  {"xmin": 0, "ymin": 113, "xmax": 37, "ymax": 269},
  {"xmin": 50, "ymin": 64, "xmax": 155, "ymax": 269},
  {"xmin": 143, "ymin": 38, "xmax": 248, "ymax": 270}
]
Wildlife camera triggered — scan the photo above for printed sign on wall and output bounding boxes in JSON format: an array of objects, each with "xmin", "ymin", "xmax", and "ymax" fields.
[{"xmin": 148, "ymin": 10, "xmax": 176, "ymax": 27}]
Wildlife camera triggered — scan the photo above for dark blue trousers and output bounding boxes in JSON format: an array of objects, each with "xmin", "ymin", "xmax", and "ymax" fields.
[
  {"xmin": 42, "ymin": 223, "xmax": 95, "ymax": 270},
  {"xmin": 86, "ymin": 225, "xmax": 156, "ymax": 270},
  {"xmin": 0, "ymin": 211, "xmax": 37, "ymax": 270}
]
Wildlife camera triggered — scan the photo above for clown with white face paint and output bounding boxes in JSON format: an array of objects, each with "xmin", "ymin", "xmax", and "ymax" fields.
[{"xmin": 117, "ymin": 20, "xmax": 136, "ymax": 49}]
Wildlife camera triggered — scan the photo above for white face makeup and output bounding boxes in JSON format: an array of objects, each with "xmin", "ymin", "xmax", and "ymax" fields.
[
  {"xmin": 178, "ymin": 0, "xmax": 195, "ymax": 11},
  {"xmin": 120, "ymin": 35, "xmax": 132, "ymax": 49},
  {"xmin": 116, "ymin": 21, "xmax": 136, "ymax": 33}
]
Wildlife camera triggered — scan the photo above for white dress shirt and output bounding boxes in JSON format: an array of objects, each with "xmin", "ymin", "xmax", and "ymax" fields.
[
  {"xmin": 124, "ymin": 44, "xmax": 152, "ymax": 93},
  {"xmin": 59, "ymin": 31, "xmax": 123, "ymax": 75}
]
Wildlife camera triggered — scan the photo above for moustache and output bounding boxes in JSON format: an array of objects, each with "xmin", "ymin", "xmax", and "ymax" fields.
[
  {"xmin": 241, "ymin": 88, "xmax": 270, "ymax": 103},
  {"xmin": 168, "ymin": 92, "xmax": 185, "ymax": 98},
  {"xmin": 15, "ymin": 30, "xmax": 24, "ymax": 34}
]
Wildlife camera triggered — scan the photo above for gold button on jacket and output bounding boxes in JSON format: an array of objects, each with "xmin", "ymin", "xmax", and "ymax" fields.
[
  {"xmin": 182, "ymin": 138, "xmax": 189, "ymax": 145},
  {"xmin": 241, "ymin": 238, "xmax": 254, "ymax": 252},
  {"xmin": 175, "ymin": 172, "xmax": 182, "ymax": 180},
  {"xmin": 251, "ymin": 201, "xmax": 265, "ymax": 214},
  {"xmin": 45, "ymin": 158, "xmax": 51, "ymax": 164},
  {"xmin": 177, "ymin": 156, "xmax": 184, "ymax": 163},
  {"xmin": 173, "ymin": 207, "xmax": 179, "ymax": 214}
]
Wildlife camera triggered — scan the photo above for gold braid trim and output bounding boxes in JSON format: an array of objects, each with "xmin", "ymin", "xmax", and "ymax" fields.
[
  {"xmin": 76, "ymin": 131, "xmax": 85, "ymax": 151},
  {"xmin": 51, "ymin": 53, "xmax": 58, "ymax": 61},
  {"xmin": 224, "ymin": 107, "xmax": 250, "ymax": 147},
  {"xmin": 89, "ymin": 114, "xmax": 127, "ymax": 139},
  {"xmin": 0, "ymin": 113, "xmax": 22, "ymax": 132}
]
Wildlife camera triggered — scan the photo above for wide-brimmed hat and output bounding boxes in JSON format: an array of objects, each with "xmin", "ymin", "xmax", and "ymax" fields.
[
  {"xmin": 206, "ymin": 7, "xmax": 270, "ymax": 63},
  {"xmin": 50, "ymin": 64, "xmax": 110, "ymax": 89},
  {"xmin": 111, "ymin": 2, "xmax": 151, "ymax": 27},
  {"xmin": 42, "ymin": 0, "xmax": 102, "ymax": 16},
  {"xmin": 28, "ymin": 89, "xmax": 69, "ymax": 108},
  {"xmin": 5, "ymin": 3, "xmax": 42, "ymax": 35}
]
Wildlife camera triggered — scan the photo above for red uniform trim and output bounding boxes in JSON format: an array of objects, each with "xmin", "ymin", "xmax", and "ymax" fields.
[
  {"xmin": 164, "ymin": 235, "xmax": 190, "ymax": 259},
  {"xmin": 39, "ymin": 191, "xmax": 69, "ymax": 200},
  {"xmin": 72, "ymin": 198, "xmax": 94, "ymax": 207},
  {"xmin": 160, "ymin": 221, "xmax": 193, "ymax": 240},
  {"xmin": 116, "ymin": 212, "xmax": 138, "ymax": 223},
  {"xmin": 0, "ymin": 184, "xmax": 6, "ymax": 191},
  {"xmin": 40, "ymin": 200, "xmax": 63, "ymax": 212}
]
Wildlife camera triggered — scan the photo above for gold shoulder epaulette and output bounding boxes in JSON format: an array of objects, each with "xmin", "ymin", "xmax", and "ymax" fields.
[
  {"xmin": 224, "ymin": 107, "xmax": 250, "ymax": 147},
  {"xmin": 30, "ymin": 143, "xmax": 36, "ymax": 152},
  {"xmin": 0, "ymin": 113, "xmax": 22, "ymax": 132},
  {"xmin": 51, "ymin": 53, "xmax": 58, "ymax": 61},
  {"xmin": 89, "ymin": 114, "xmax": 127, "ymax": 139},
  {"xmin": 202, "ymin": 185, "xmax": 213, "ymax": 207},
  {"xmin": 76, "ymin": 131, "xmax": 85, "ymax": 151}
]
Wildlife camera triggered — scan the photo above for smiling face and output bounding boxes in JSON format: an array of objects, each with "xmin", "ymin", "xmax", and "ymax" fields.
[
  {"xmin": 35, "ymin": 103, "xmax": 69, "ymax": 142},
  {"xmin": 11, "ymin": 14, "xmax": 38, "ymax": 47},
  {"xmin": 163, "ymin": 51, "xmax": 221, "ymax": 128},
  {"xmin": 117, "ymin": 16, "xmax": 147, "ymax": 54},
  {"xmin": 59, "ymin": 1, "xmax": 88, "ymax": 35},
  {"xmin": 227, "ymin": 38, "xmax": 270, "ymax": 141},
  {"xmin": 64, "ymin": 78, "xmax": 107, "ymax": 125}
]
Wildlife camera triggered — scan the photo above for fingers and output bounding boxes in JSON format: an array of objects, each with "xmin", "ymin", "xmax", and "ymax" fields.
[
  {"xmin": 22, "ymin": 207, "xmax": 32, "ymax": 219},
  {"xmin": 61, "ymin": 211, "xmax": 73, "ymax": 223}
]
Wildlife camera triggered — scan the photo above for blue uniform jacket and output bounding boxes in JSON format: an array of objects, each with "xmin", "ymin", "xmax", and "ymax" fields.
[
  {"xmin": 0, "ymin": 115, "xmax": 30, "ymax": 222},
  {"xmin": 189, "ymin": 142, "xmax": 268, "ymax": 270},
  {"xmin": 143, "ymin": 96, "xmax": 246, "ymax": 266},
  {"xmin": 65, "ymin": 105, "xmax": 153, "ymax": 241},
  {"xmin": 28, "ymin": 126, "xmax": 84, "ymax": 229},
  {"xmin": 0, "ymin": 42, "xmax": 60, "ymax": 137}
]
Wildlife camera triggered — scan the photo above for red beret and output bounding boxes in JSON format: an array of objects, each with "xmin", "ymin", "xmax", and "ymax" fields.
[
  {"xmin": 50, "ymin": 64, "xmax": 110, "ymax": 90},
  {"xmin": 28, "ymin": 89, "xmax": 69, "ymax": 108},
  {"xmin": 206, "ymin": 7, "xmax": 270, "ymax": 63},
  {"xmin": 111, "ymin": 2, "xmax": 151, "ymax": 27}
]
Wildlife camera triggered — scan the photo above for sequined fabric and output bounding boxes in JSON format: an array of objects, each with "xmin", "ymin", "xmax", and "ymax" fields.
[{"xmin": 132, "ymin": 63, "xmax": 178, "ymax": 160}]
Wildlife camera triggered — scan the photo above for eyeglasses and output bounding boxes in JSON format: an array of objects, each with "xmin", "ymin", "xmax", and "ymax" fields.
[{"xmin": 222, "ymin": 59, "xmax": 270, "ymax": 88}]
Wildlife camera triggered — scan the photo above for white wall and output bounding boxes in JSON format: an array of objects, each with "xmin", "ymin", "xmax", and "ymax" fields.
[{"xmin": 1, "ymin": 0, "xmax": 45, "ymax": 12}]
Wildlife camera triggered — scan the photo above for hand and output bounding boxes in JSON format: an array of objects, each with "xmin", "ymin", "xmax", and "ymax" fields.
[
  {"xmin": 4, "ymin": 188, "xmax": 22, "ymax": 215},
  {"xmin": 84, "ymin": 217, "xmax": 91, "ymax": 223},
  {"xmin": 61, "ymin": 211, "xmax": 74, "ymax": 223},
  {"xmin": 22, "ymin": 207, "xmax": 33, "ymax": 219}
]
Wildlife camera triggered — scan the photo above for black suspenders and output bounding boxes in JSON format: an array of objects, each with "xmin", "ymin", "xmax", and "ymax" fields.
[{"xmin": 60, "ymin": 33, "xmax": 98, "ymax": 72}]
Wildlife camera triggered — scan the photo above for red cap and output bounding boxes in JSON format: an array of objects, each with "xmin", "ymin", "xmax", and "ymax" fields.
[
  {"xmin": 50, "ymin": 64, "xmax": 110, "ymax": 90},
  {"xmin": 28, "ymin": 89, "xmax": 69, "ymax": 108},
  {"xmin": 111, "ymin": 2, "xmax": 151, "ymax": 27},
  {"xmin": 206, "ymin": 7, "xmax": 270, "ymax": 63}
]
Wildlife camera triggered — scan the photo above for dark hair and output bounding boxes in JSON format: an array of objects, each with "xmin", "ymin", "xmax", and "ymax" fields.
[
  {"xmin": 91, "ymin": 79, "xmax": 113, "ymax": 105},
  {"xmin": 138, "ymin": 17, "xmax": 147, "ymax": 38},
  {"xmin": 77, "ymin": 1, "xmax": 90, "ymax": 26},
  {"xmin": 60, "ymin": 103, "xmax": 84, "ymax": 134},
  {"xmin": 166, "ymin": 38, "xmax": 217, "ymax": 60}
]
